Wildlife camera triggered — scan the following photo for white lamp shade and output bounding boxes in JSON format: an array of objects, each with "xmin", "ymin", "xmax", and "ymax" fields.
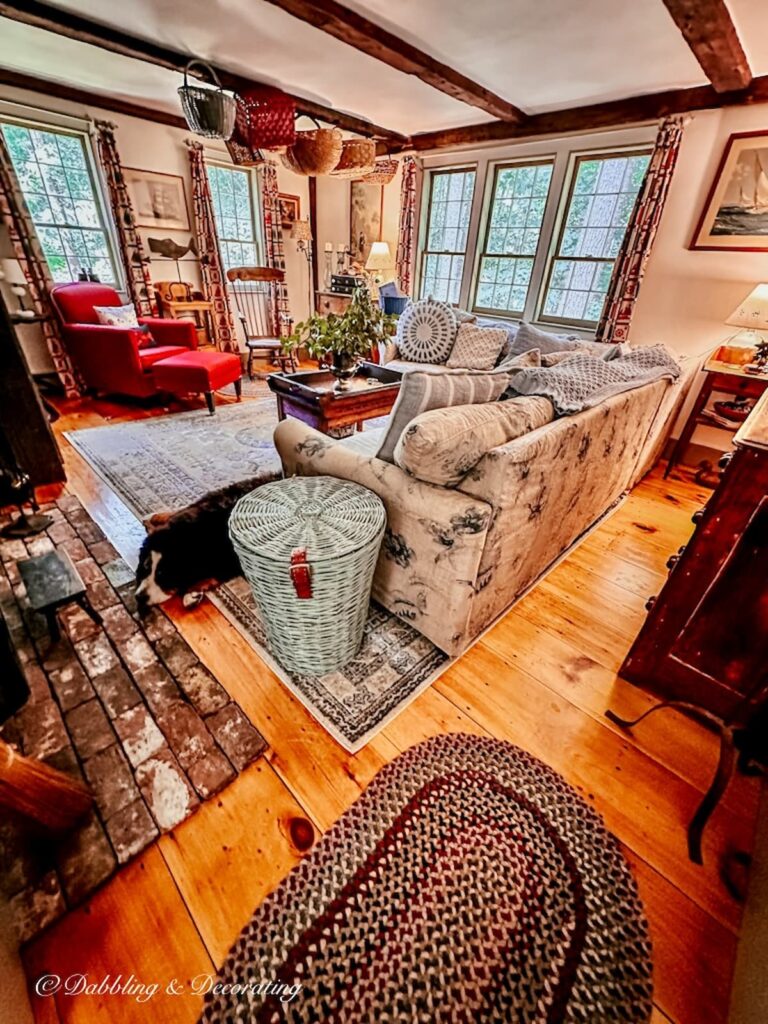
[
  {"xmin": 365, "ymin": 241, "xmax": 393, "ymax": 271},
  {"xmin": 725, "ymin": 284, "xmax": 768, "ymax": 329}
]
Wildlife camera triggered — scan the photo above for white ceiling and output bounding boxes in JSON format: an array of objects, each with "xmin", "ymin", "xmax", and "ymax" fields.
[{"xmin": 0, "ymin": 0, "xmax": 765, "ymax": 137}]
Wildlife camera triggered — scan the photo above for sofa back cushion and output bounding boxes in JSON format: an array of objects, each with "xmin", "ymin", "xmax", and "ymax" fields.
[
  {"xmin": 394, "ymin": 396, "xmax": 555, "ymax": 487},
  {"xmin": 508, "ymin": 321, "xmax": 611, "ymax": 360},
  {"xmin": 376, "ymin": 362, "xmax": 525, "ymax": 464}
]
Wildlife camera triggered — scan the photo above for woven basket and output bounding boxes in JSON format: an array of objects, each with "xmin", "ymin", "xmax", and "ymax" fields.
[
  {"xmin": 357, "ymin": 158, "xmax": 399, "ymax": 185},
  {"xmin": 229, "ymin": 476, "xmax": 386, "ymax": 674},
  {"xmin": 234, "ymin": 87, "xmax": 296, "ymax": 151},
  {"xmin": 177, "ymin": 60, "xmax": 236, "ymax": 140},
  {"xmin": 281, "ymin": 128, "xmax": 343, "ymax": 176},
  {"xmin": 331, "ymin": 138, "xmax": 377, "ymax": 179}
]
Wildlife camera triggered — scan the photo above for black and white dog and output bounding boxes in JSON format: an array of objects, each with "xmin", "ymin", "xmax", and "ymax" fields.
[{"xmin": 135, "ymin": 473, "xmax": 280, "ymax": 615}]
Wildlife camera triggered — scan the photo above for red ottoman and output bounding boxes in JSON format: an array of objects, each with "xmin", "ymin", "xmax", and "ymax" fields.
[{"xmin": 152, "ymin": 350, "xmax": 242, "ymax": 414}]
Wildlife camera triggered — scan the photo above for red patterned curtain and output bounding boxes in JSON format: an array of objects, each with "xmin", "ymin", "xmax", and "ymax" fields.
[
  {"xmin": 0, "ymin": 129, "xmax": 81, "ymax": 397},
  {"xmin": 93, "ymin": 121, "xmax": 153, "ymax": 317},
  {"xmin": 187, "ymin": 141, "xmax": 237, "ymax": 352},
  {"xmin": 596, "ymin": 117, "xmax": 684, "ymax": 343},
  {"xmin": 258, "ymin": 161, "xmax": 291, "ymax": 337},
  {"xmin": 396, "ymin": 155, "xmax": 421, "ymax": 297}
]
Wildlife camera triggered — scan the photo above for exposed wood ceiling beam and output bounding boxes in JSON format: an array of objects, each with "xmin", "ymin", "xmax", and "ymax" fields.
[
  {"xmin": 260, "ymin": 0, "xmax": 526, "ymax": 123},
  {"xmin": 0, "ymin": 68, "xmax": 190, "ymax": 130},
  {"xmin": 0, "ymin": 1, "xmax": 408, "ymax": 144},
  {"xmin": 660, "ymin": 0, "xmax": 752, "ymax": 93},
  {"xmin": 402, "ymin": 75, "xmax": 768, "ymax": 152}
]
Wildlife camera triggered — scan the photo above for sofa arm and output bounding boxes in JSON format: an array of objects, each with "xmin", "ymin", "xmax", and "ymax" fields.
[
  {"xmin": 139, "ymin": 317, "xmax": 198, "ymax": 349},
  {"xmin": 62, "ymin": 323, "xmax": 145, "ymax": 390},
  {"xmin": 274, "ymin": 418, "xmax": 493, "ymax": 655}
]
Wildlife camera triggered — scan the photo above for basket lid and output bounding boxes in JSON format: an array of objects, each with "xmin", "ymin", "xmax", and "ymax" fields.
[{"xmin": 229, "ymin": 476, "xmax": 385, "ymax": 561}]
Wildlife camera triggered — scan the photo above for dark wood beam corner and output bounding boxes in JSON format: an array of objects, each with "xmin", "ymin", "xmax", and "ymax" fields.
[
  {"xmin": 260, "ymin": 0, "xmax": 526, "ymax": 123},
  {"xmin": 661, "ymin": 0, "xmax": 752, "ymax": 93}
]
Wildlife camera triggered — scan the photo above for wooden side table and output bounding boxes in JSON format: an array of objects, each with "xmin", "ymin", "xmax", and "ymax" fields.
[{"xmin": 665, "ymin": 349, "xmax": 768, "ymax": 477}]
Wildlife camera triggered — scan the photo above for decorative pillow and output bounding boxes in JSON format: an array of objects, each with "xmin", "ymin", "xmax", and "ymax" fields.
[
  {"xmin": 394, "ymin": 396, "xmax": 555, "ymax": 487},
  {"xmin": 94, "ymin": 303, "xmax": 139, "ymax": 328},
  {"xmin": 446, "ymin": 323, "xmax": 508, "ymax": 370},
  {"xmin": 508, "ymin": 321, "xmax": 604, "ymax": 360},
  {"xmin": 396, "ymin": 297, "xmax": 458, "ymax": 364},
  {"xmin": 376, "ymin": 365, "xmax": 515, "ymax": 464}
]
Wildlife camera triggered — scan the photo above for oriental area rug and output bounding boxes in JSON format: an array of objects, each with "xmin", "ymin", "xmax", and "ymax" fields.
[
  {"xmin": 199, "ymin": 733, "xmax": 654, "ymax": 1024},
  {"xmin": 64, "ymin": 402, "xmax": 452, "ymax": 752}
]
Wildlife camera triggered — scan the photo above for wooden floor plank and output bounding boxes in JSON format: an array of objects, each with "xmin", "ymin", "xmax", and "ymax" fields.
[
  {"xmin": 159, "ymin": 760, "xmax": 310, "ymax": 965},
  {"xmin": 436, "ymin": 643, "xmax": 749, "ymax": 932},
  {"xmin": 22, "ymin": 847, "xmax": 212, "ymax": 1024}
]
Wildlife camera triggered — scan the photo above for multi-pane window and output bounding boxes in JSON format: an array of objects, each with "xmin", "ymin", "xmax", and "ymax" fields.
[
  {"xmin": 1, "ymin": 121, "xmax": 119, "ymax": 284},
  {"xmin": 540, "ymin": 151, "xmax": 650, "ymax": 327},
  {"xmin": 474, "ymin": 161, "xmax": 553, "ymax": 316},
  {"xmin": 206, "ymin": 165, "xmax": 259, "ymax": 271},
  {"xmin": 420, "ymin": 168, "xmax": 476, "ymax": 304}
]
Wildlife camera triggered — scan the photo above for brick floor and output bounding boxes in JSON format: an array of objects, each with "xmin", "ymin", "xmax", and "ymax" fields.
[{"xmin": 0, "ymin": 496, "xmax": 268, "ymax": 943}]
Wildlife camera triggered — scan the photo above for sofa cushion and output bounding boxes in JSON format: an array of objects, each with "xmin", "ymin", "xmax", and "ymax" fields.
[
  {"xmin": 394, "ymin": 396, "xmax": 555, "ymax": 487},
  {"xmin": 376, "ymin": 364, "xmax": 515, "ymax": 464},
  {"xmin": 396, "ymin": 297, "xmax": 458, "ymax": 364},
  {"xmin": 446, "ymin": 323, "xmax": 508, "ymax": 370},
  {"xmin": 508, "ymin": 321, "xmax": 608, "ymax": 359}
]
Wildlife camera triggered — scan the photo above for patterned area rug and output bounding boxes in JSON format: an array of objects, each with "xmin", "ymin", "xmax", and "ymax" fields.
[
  {"xmin": 212, "ymin": 579, "xmax": 450, "ymax": 752},
  {"xmin": 200, "ymin": 733, "xmax": 653, "ymax": 1023},
  {"xmin": 65, "ymin": 400, "xmax": 282, "ymax": 521},
  {"xmin": 64, "ymin": 404, "xmax": 452, "ymax": 751}
]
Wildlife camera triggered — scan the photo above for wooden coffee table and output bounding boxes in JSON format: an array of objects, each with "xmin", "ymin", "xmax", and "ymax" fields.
[{"xmin": 268, "ymin": 361, "xmax": 402, "ymax": 436}]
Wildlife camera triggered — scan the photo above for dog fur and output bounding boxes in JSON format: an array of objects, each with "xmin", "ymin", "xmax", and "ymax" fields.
[{"xmin": 135, "ymin": 472, "xmax": 280, "ymax": 614}]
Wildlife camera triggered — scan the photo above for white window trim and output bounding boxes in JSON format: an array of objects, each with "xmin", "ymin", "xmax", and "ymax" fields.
[
  {"xmin": 0, "ymin": 103, "xmax": 125, "ymax": 291},
  {"xmin": 417, "ymin": 124, "xmax": 656, "ymax": 336},
  {"xmin": 205, "ymin": 155, "xmax": 265, "ymax": 271}
]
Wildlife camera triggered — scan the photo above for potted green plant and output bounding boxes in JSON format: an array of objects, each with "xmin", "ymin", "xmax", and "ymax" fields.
[{"xmin": 282, "ymin": 286, "xmax": 396, "ymax": 390}]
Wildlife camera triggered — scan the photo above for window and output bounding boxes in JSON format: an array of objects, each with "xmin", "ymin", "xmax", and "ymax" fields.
[
  {"xmin": 1, "ymin": 120, "xmax": 119, "ymax": 284},
  {"xmin": 540, "ymin": 151, "xmax": 650, "ymax": 327},
  {"xmin": 474, "ymin": 160, "xmax": 553, "ymax": 316},
  {"xmin": 419, "ymin": 168, "xmax": 475, "ymax": 304},
  {"xmin": 206, "ymin": 164, "xmax": 260, "ymax": 271}
]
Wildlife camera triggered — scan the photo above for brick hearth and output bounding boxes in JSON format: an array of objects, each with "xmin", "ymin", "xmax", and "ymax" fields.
[{"xmin": 0, "ymin": 494, "xmax": 267, "ymax": 943}]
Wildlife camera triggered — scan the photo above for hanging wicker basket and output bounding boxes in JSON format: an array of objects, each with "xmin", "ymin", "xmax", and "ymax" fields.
[
  {"xmin": 178, "ymin": 59, "xmax": 237, "ymax": 140},
  {"xmin": 280, "ymin": 126, "xmax": 343, "ymax": 176},
  {"xmin": 225, "ymin": 136, "xmax": 266, "ymax": 167},
  {"xmin": 356, "ymin": 158, "xmax": 399, "ymax": 185},
  {"xmin": 234, "ymin": 87, "xmax": 296, "ymax": 151},
  {"xmin": 330, "ymin": 138, "xmax": 377, "ymax": 179}
]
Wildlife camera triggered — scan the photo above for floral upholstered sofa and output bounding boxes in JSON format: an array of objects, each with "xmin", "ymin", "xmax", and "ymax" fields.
[{"xmin": 274, "ymin": 353, "xmax": 696, "ymax": 657}]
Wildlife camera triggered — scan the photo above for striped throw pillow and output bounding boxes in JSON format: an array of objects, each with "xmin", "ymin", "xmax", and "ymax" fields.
[{"xmin": 376, "ymin": 365, "xmax": 516, "ymax": 464}]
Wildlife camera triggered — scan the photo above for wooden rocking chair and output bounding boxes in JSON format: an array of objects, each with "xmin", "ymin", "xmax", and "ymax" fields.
[{"xmin": 226, "ymin": 266, "xmax": 296, "ymax": 378}]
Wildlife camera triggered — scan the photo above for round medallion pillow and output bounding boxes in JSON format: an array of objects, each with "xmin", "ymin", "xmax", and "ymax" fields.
[{"xmin": 396, "ymin": 298, "xmax": 458, "ymax": 364}]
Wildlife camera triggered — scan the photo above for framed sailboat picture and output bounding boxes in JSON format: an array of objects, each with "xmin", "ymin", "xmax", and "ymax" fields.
[{"xmin": 692, "ymin": 131, "xmax": 768, "ymax": 251}]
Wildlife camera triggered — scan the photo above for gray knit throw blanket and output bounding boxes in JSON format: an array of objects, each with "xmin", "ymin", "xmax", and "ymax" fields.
[{"xmin": 508, "ymin": 344, "xmax": 681, "ymax": 415}]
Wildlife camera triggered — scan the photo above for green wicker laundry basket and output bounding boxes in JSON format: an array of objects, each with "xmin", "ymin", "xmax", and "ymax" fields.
[{"xmin": 229, "ymin": 475, "xmax": 386, "ymax": 675}]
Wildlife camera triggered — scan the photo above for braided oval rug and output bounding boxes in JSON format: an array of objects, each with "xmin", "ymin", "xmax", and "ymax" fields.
[{"xmin": 200, "ymin": 734, "xmax": 653, "ymax": 1023}]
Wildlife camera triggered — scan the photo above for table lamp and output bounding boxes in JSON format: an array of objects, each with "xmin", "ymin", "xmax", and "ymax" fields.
[
  {"xmin": 365, "ymin": 241, "xmax": 393, "ymax": 299},
  {"xmin": 725, "ymin": 284, "xmax": 768, "ymax": 370}
]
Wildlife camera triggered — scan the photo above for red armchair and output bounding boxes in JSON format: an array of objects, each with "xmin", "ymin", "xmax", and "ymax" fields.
[{"xmin": 50, "ymin": 283, "xmax": 198, "ymax": 398}]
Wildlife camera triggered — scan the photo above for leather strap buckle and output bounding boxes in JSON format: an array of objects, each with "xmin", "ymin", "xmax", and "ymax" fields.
[{"xmin": 289, "ymin": 547, "xmax": 312, "ymax": 599}]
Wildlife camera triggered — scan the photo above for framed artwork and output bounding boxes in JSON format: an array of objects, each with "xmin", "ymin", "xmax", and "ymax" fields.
[
  {"xmin": 691, "ymin": 131, "xmax": 768, "ymax": 251},
  {"xmin": 278, "ymin": 193, "xmax": 300, "ymax": 231},
  {"xmin": 123, "ymin": 168, "xmax": 190, "ymax": 231},
  {"xmin": 350, "ymin": 182, "xmax": 383, "ymax": 265}
]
